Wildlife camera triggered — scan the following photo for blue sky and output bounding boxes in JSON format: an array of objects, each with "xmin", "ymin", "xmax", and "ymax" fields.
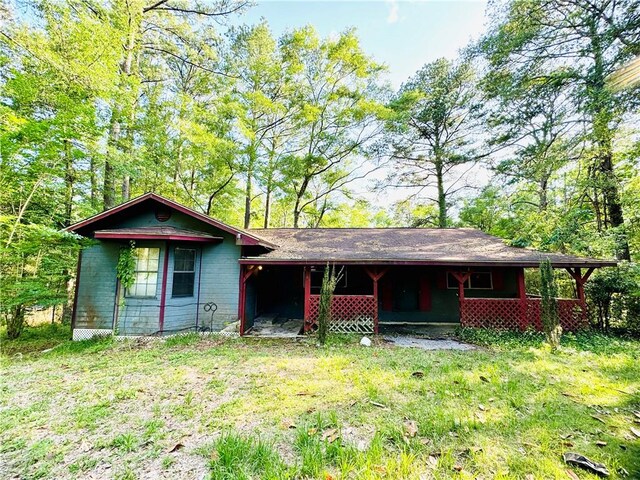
[{"xmin": 239, "ymin": 0, "xmax": 488, "ymax": 87}]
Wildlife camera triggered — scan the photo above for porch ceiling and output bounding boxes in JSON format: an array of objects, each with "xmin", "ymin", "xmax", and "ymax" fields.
[{"xmin": 242, "ymin": 228, "xmax": 616, "ymax": 268}]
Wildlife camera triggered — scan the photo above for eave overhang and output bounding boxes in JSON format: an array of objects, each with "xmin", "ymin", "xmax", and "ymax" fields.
[{"xmin": 238, "ymin": 258, "xmax": 617, "ymax": 268}]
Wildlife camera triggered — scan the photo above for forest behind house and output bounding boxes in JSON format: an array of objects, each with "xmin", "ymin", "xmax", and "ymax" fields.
[{"xmin": 2, "ymin": 0, "xmax": 640, "ymax": 337}]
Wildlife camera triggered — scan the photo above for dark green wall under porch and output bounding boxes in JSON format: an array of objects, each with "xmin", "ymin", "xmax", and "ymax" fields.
[
  {"xmin": 246, "ymin": 265, "xmax": 520, "ymax": 325},
  {"xmin": 378, "ymin": 266, "xmax": 518, "ymax": 324}
]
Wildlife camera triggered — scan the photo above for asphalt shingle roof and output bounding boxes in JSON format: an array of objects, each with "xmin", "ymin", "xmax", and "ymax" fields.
[{"xmin": 245, "ymin": 228, "xmax": 616, "ymax": 267}]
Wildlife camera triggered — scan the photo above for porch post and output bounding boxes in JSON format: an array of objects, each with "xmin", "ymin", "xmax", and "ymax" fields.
[
  {"xmin": 303, "ymin": 266, "xmax": 311, "ymax": 332},
  {"xmin": 566, "ymin": 267, "xmax": 594, "ymax": 325},
  {"xmin": 238, "ymin": 265, "xmax": 257, "ymax": 336},
  {"xmin": 238, "ymin": 265, "xmax": 246, "ymax": 335},
  {"xmin": 516, "ymin": 267, "xmax": 527, "ymax": 331},
  {"xmin": 365, "ymin": 267, "xmax": 388, "ymax": 334},
  {"xmin": 451, "ymin": 271, "xmax": 471, "ymax": 326}
]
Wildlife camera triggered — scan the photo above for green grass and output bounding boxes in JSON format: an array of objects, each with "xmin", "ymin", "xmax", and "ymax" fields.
[{"xmin": 1, "ymin": 324, "xmax": 639, "ymax": 479}]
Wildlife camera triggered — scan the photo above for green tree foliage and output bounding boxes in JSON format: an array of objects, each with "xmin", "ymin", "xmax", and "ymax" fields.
[
  {"xmin": 384, "ymin": 58, "xmax": 485, "ymax": 228},
  {"xmin": 479, "ymin": 0, "xmax": 640, "ymax": 260},
  {"xmin": 586, "ymin": 263, "xmax": 640, "ymax": 332}
]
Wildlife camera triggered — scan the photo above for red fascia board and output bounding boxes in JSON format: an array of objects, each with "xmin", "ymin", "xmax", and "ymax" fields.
[
  {"xmin": 238, "ymin": 258, "xmax": 617, "ymax": 268},
  {"xmin": 94, "ymin": 232, "xmax": 223, "ymax": 243},
  {"xmin": 65, "ymin": 193, "xmax": 277, "ymax": 249}
]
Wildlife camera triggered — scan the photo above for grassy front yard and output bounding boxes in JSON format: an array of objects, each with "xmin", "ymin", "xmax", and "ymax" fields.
[{"xmin": 1, "ymin": 326, "xmax": 639, "ymax": 479}]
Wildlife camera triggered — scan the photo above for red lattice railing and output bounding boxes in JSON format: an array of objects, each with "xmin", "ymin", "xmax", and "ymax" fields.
[
  {"xmin": 461, "ymin": 297, "xmax": 587, "ymax": 332},
  {"xmin": 307, "ymin": 294, "xmax": 377, "ymax": 333}
]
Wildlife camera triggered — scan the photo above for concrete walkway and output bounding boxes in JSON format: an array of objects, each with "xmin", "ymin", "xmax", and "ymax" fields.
[{"xmin": 382, "ymin": 335, "xmax": 476, "ymax": 351}]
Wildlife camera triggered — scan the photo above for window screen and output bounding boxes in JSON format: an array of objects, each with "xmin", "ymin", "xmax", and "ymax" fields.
[
  {"xmin": 173, "ymin": 248, "xmax": 196, "ymax": 297},
  {"xmin": 447, "ymin": 271, "xmax": 493, "ymax": 290},
  {"xmin": 125, "ymin": 248, "xmax": 160, "ymax": 297}
]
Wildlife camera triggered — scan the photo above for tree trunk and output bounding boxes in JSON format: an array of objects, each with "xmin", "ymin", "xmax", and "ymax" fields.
[
  {"xmin": 122, "ymin": 175, "xmax": 130, "ymax": 202},
  {"xmin": 244, "ymin": 168, "xmax": 253, "ymax": 229},
  {"xmin": 589, "ymin": 29, "xmax": 630, "ymax": 260},
  {"xmin": 435, "ymin": 158, "xmax": 447, "ymax": 228},
  {"xmin": 104, "ymin": 113, "xmax": 120, "ymax": 210},
  {"xmin": 63, "ymin": 138, "xmax": 74, "ymax": 227},
  {"xmin": 293, "ymin": 177, "xmax": 310, "ymax": 229},
  {"xmin": 264, "ymin": 187, "xmax": 271, "ymax": 229},
  {"xmin": 538, "ymin": 175, "xmax": 549, "ymax": 212},
  {"xmin": 90, "ymin": 156, "xmax": 98, "ymax": 210},
  {"xmin": 6, "ymin": 304, "xmax": 25, "ymax": 340},
  {"xmin": 244, "ymin": 146, "xmax": 257, "ymax": 229}
]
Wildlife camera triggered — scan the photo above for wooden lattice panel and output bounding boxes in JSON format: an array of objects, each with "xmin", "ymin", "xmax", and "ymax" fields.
[
  {"xmin": 557, "ymin": 299, "xmax": 588, "ymax": 331},
  {"xmin": 460, "ymin": 299, "xmax": 522, "ymax": 329},
  {"xmin": 307, "ymin": 295, "xmax": 376, "ymax": 334},
  {"xmin": 461, "ymin": 298, "xmax": 587, "ymax": 331}
]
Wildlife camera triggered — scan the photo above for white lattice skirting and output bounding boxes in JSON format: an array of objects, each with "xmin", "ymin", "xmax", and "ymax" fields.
[
  {"xmin": 72, "ymin": 328, "xmax": 113, "ymax": 341},
  {"xmin": 327, "ymin": 316, "xmax": 374, "ymax": 334},
  {"xmin": 72, "ymin": 328, "xmax": 239, "ymax": 341}
]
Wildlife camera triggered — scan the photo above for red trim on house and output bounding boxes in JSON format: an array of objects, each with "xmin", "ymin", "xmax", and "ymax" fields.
[
  {"xmin": 158, "ymin": 243, "xmax": 171, "ymax": 333},
  {"xmin": 516, "ymin": 267, "xmax": 527, "ymax": 331},
  {"xmin": 364, "ymin": 267, "xmax": 388, "ymax": 334},
  {"xmin": 195, "ymin": 249, "xmax": 203, "ymax": 331},
  {"xmin": 70, "ymin": 250, "xmax": 83, "ymax": 331},
  {"xmin": 451, "ymin": 271, "xmax": 471, "ymax": 301},
  {"xmin": 65, "ymin": 192, "xmax": 276, "ymax": 248},
  {"xmin": 566, "ymin": 267, "xmax": 594, "ymax": 304},
  {"xmin": 419, "ymin": 275, "xmax": 431, "ymax": 312},
  {"xmin": 239, "ymin": 258, "xmax": 615, "ymax": 268},
  {"xmin": 94, "ymin": 232, "xmax": 222, "ymax": 242},
  {"xmin": 303, "ymin": 266, "xmax": 311, "ymax": 332},
  {"xmin": 238, "ymin": 265, "xmax": 258, "ymax": 335}
]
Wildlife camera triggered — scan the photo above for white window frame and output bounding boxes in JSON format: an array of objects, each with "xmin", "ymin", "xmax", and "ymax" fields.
[{"xmin": 125, "ymin": 247, "xmax": 160, "ymax": 298}]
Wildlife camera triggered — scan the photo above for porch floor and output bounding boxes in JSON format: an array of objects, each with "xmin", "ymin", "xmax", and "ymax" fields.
[{"xmin": 247, "ymin": 315, "xmax": 304, "ymax": 338}]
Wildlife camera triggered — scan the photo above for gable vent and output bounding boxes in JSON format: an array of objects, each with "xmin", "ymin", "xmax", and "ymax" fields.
[{"xmin": 155, "ymin": 208, "xmax": 172, "ymax": 222}]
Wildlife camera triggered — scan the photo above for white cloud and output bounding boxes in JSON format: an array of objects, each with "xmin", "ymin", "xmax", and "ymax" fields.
[{"xmin": 386, "ymin": 0, "xmax": 400, "ymax": 24}]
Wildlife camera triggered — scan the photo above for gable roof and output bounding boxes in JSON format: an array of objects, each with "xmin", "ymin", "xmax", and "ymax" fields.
[
  {"xmin": 243, "ymin": 228, "xmax": 616, "ymax": 268},
  {"xmin": 66, "ymin": 193, "xmax": 277, "ymax": 248}
]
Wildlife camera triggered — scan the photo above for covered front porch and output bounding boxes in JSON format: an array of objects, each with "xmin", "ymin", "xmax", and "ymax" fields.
[{"xmin": 237, "ymin": 263, "xmax": 593, "ymax": 335}]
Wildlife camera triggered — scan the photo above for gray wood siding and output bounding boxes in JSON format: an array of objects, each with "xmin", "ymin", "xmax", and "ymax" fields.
[
  {"xmin": 74, "ymin": 243, "xmax": 119, "ymax": 329},
  {"xmin": 74, "ymin": 208, "xmax": 242, "ymax": 335},
  {"xmin": 196, "ymin": 236, "xmax": 241, "ymax": 330},
  {"xmin": 116, "ymin": 241, "xmax": 164, "ymax": 335}
]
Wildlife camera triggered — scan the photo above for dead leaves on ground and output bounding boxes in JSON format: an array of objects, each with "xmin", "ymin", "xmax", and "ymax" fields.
[
  {"xmin": 403, "ymin": 419, "xmax": 418, "ymax": 439},
  {"xmin": 321, "ymin": 428, "xmax": 339, "ymax": 443}
]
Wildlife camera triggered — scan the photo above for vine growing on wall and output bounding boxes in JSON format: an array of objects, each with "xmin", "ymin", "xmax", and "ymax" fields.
[{"xmin": 116, "ymin": 241, "xmax": 137, "ymax": 294}]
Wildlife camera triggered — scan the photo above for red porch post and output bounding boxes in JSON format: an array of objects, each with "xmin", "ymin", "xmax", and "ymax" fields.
[
  {"xmin": 238, "ymin": 265, "xmax": 257, "ymax": 336},
  {"xmin": 566, "ymin": 267, "xmax": 594, "ymax": 304},
  {"xmin": 238, "ymin": 265, "xmax": 246, "ymax": 335},
  {"xmin": 566, "ymin": 267, "xmax": 594, "ymax": 325},
  {"xmin": 303, "ymin": 266, "xmax": 311, "ymax": 332},
  {"xmin": 516, "ymin": 267, "xmax": 527, "ymax": 331},
  {"xmin": 451, "ymin": 271, "xmax": 471, "ymax": 326},
  {"xmin": 365, "ymin": 267, "xmax": 388, "ymax": 334}
]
